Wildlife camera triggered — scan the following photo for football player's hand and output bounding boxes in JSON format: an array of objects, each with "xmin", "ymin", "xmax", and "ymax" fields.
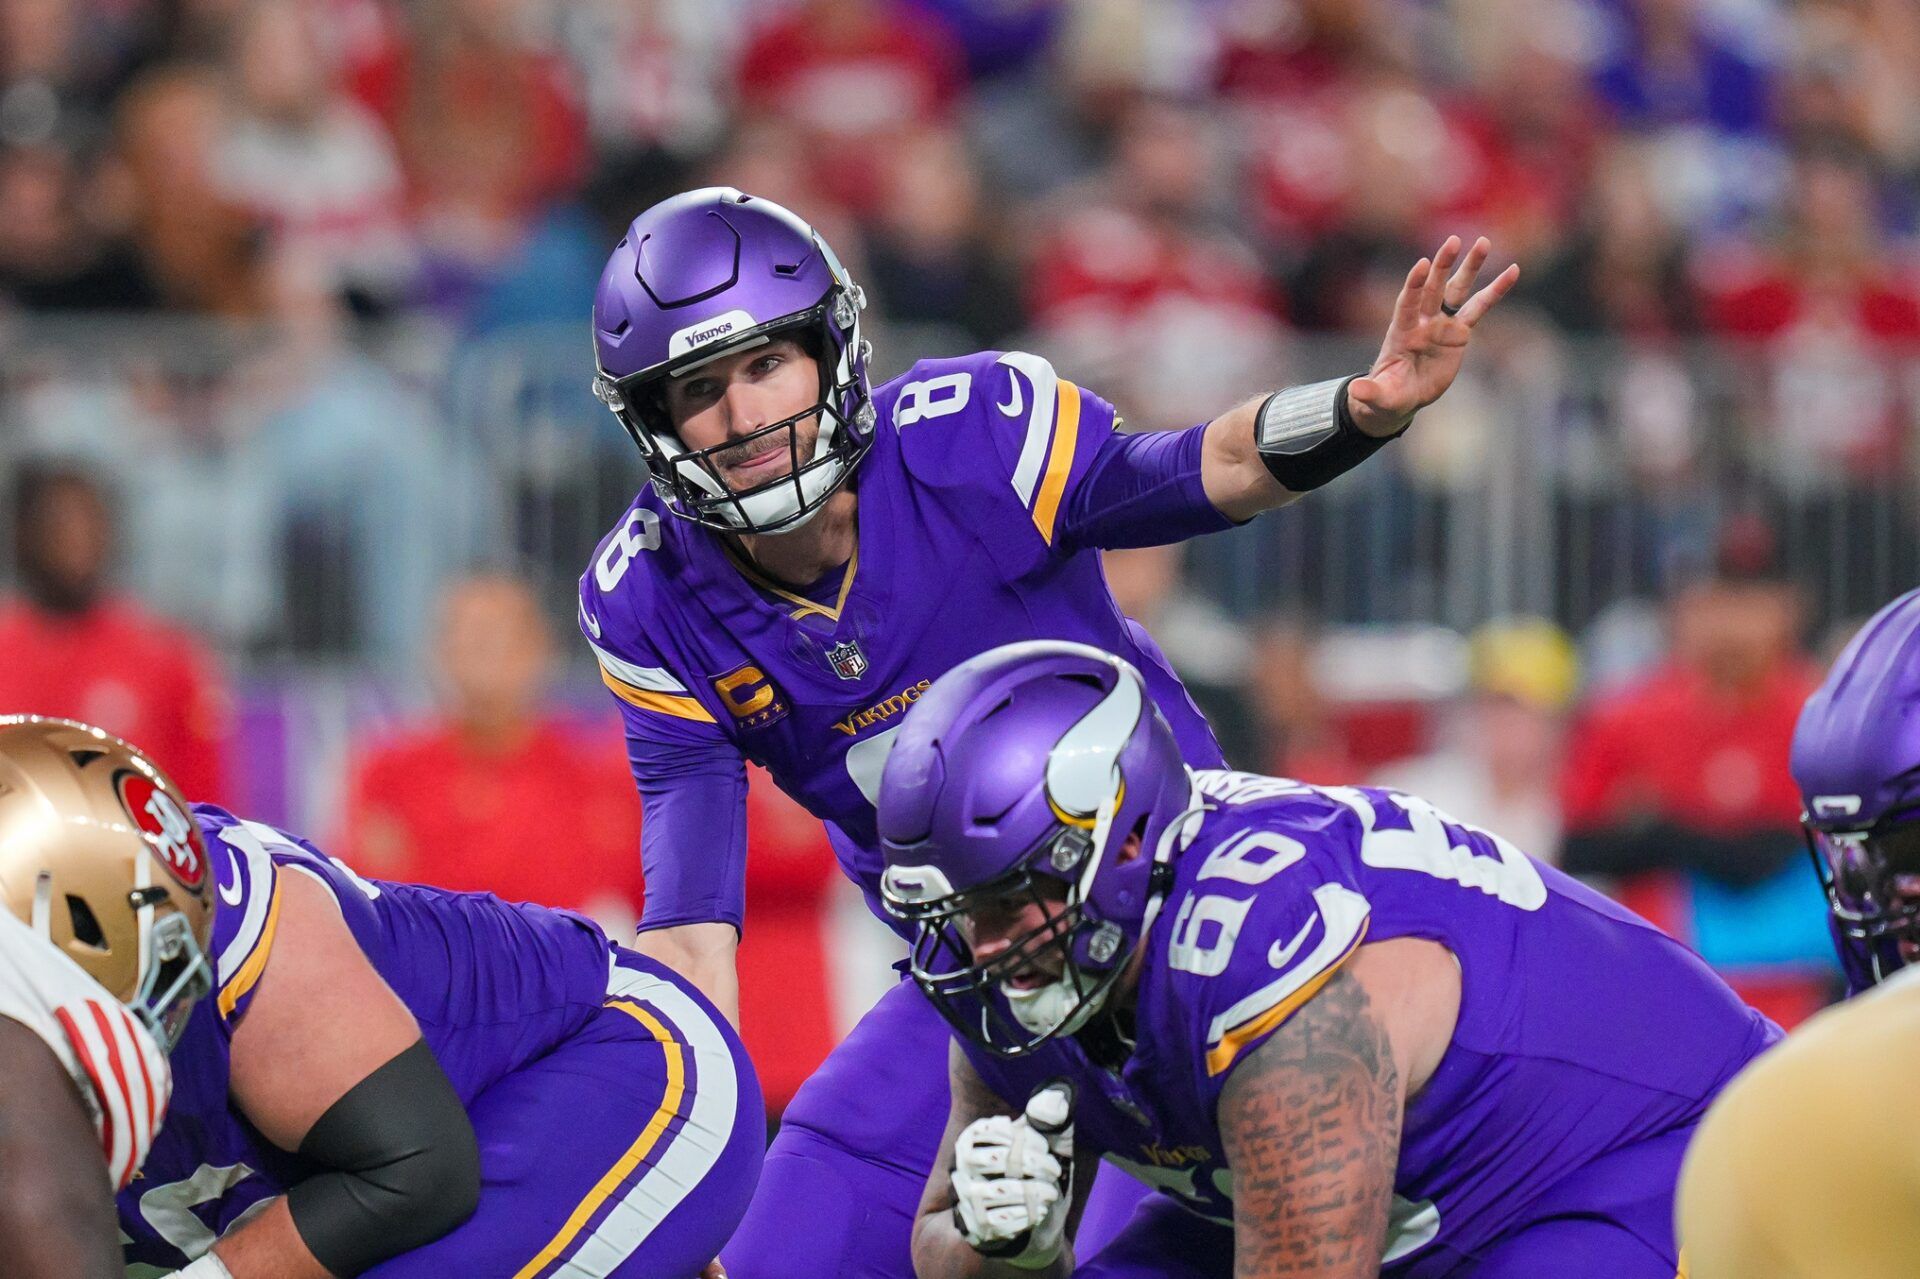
[
  {"xmin": 951, "ymin": 1082, "xmax": 1075, "ymax": 1269},
  {"xmin": 1348, "ymin": 235, "xmax": 1519, "ymax": 438}
]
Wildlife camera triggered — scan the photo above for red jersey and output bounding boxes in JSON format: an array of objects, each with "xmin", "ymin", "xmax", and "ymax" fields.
[
  {"xmin": 0, "ymin": 598, "xmax": 229, "ymax": 802},
  {"xmin": 1560, "ymin": 661, "xmax": 1821, "ymax": 836},
  {"xmin": 340, "ymin": 718, "xmax": 643, "ymax": 916}
]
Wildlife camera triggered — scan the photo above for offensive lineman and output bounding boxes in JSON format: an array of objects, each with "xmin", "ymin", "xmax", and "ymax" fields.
[
  {"xmin": 876, "ymin": 641, "xmax": 1778, "ymax": 1277},
  {"xmin": 0, "ymin": 717, "xmax": 762, "ymax": 1279},
  {"xmin": 580, "ymin": 186, "xmax": 1517, "ymax": 1275},
  {"xmin": 1678, "ymin": 587, "xmax": 1920, "ymax": 1278},
  {"xmin": 0, "ymin": 718, "xmax": 204, "ymax": 1278}
]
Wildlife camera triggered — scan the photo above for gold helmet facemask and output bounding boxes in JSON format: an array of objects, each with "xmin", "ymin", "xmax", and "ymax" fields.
[{"xmin": 0, "ymin": 717, "xmax": 216, "ymax": 1049}]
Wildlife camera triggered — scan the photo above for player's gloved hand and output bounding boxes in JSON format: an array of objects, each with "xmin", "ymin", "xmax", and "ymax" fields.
[
  {"xmin": 168, "ymin": 1254, "xmax": 235, "ymax": 1278},
  {"xmin": 951, "ymin": 1082, "xmax": 1075, "ymax": 1270}
]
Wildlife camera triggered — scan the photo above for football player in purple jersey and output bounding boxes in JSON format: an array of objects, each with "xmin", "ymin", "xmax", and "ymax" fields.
[
  {"xmin": 1676, "ymin": 589, "xmax": 1920, "ymax": 1279},
  {"xmin": 876, "ymin": 642, "xmax": 1778, "ymax": 1278},
  {"xmin": 0, "ymin": 719, "xmax": 761, "ymax": 1279},
  {"xmin": 1789, "ymin": 586, "xmax": 1920, "ymax": 992},
  {"xmin": 580, "ymin": 186, "xmax": 1516, "ymax": 1276}
]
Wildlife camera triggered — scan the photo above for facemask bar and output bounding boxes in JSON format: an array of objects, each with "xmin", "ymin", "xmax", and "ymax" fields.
[
  {"xmin": 898, "ymin": 862, "xmax": 1129, "ymax": 1058},
  {"xmin": 129, "ymin": 908, "xmax": 211, "ymax": 1050},
  {"xmin": 1805, "ymin": 807, "xmax": 1920, "ymax": 944}
]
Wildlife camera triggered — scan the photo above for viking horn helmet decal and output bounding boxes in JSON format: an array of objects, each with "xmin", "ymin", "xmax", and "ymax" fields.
[{"xmin": 1044, "ymin": 664, "xmax": 1142, "ymax": 825}]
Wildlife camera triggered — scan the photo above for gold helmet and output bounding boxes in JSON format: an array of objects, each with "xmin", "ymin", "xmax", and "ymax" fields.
[{"xmin": 0, "ymin": 716, "xmax": 215, "ymax": 1049}]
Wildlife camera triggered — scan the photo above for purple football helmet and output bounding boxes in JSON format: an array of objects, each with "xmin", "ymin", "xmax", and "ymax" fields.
[
  {"xmin": 878, "ymin": 641, "xmax": 1201, "ymax": 1056},
  {"xmin": 591, "ymin": 187, "xmax": 875, "ymax": 534},
  {"xmin": 1791, "ymin": 587, "xmax": 1920, "ymax": 985}
]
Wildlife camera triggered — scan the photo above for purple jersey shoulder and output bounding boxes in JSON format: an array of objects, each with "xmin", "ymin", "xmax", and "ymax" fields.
[
  {"xmin": 578, "ymin": 488, "xmax": 728, "ymax": 735},
  {"xmin": 879, "ymin": 349, "xmax": 1123, "ymax": 556},
  {"xmin": 1146, "ymin": 775, "xmax": 1376, "ymax": 1103}
]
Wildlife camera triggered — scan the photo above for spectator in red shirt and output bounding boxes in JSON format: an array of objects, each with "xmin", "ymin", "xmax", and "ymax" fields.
[
  {"xmin": 0, "ymin": 460, "xmax": 230, "ymax": 801},
  {"xmin": 1692, "ymin": 145, "xmax": 1920, "ymax": 477},
  {"xmin": 358, "ymin": 0, "xmax": 587, "ymax": 303},
  {"xmin": 339, "ymin": 572, "xmax": 643, "ymax": 932},
  {"xmin": 735, "ymin": 0, "xmax": 965, "ymax": 216},
  {"xmin": 212, "ymin": 0, "xmax": 417, "ymax": 314},
  {"xmin": 1560, "ymin": 519, "xmax": 1819, "ymax": 885},
  {"xmin": 1558, "ymin": 516, "xmax": 1834, "ymax": 1024}
]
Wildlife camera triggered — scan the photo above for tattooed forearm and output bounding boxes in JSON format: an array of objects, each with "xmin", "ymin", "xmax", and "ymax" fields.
[{"xmin": 1219, "ymin": 965, "xmax": 1402, "ymax": 1279}]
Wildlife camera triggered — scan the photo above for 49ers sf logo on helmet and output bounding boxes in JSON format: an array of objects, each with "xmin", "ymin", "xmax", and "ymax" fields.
[{"xmin": 114, "ymin": 769, "xmax": 207, "ymax": 891}]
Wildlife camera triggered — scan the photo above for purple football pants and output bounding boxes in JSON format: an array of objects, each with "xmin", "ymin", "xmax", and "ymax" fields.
[
  {"xmin": 722, "ymin": 979, "xmax": 1151, "ymax": 1278},
  {"xmin": 1076, "ymin": 1126, "xmax": 1693, "ymax": 1278},
  {"xmin": 366, "ymin": 949, "xmax": 764, "ymax": 1279}
]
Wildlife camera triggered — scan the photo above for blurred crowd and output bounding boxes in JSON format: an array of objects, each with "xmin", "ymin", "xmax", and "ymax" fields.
[
  {"xmin": 6, "ymin": 0, "xmax": 1920, "ymax": 398},
  {"xmin": 3, "ymin": 0, "xmax": 1915, "ymax": 1097}
]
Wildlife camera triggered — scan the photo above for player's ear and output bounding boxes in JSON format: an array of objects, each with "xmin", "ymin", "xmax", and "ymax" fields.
[{"xmin": 1115, "ymin": 831, "xmax": 1144, "ymax": 865}]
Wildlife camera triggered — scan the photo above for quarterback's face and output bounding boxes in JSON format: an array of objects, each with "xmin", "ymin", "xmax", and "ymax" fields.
[{"xmin": 664, "ymin": 337, "xmax": 822, "ymax": 492}]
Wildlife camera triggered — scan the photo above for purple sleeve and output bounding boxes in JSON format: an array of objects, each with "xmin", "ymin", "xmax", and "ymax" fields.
[
  {"xmin": 626, "ymin": 721, "xmax": 749, "ymax": 933},
  {"xmin": 1055, "ymin": 423, "xmax": 1236, "ymax": 554}
]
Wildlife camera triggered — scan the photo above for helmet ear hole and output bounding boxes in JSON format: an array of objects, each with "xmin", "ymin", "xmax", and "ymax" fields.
[{"xmin": 66, "ymin": 894, "xmax": 106, "ymax": 949}]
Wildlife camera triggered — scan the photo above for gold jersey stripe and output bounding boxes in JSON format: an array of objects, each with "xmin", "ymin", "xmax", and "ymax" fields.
[
  {"xmin": 1204, "ymin": 918, "xmax": 1369, "ymax": 1077},
  {"xmin": 217, "ymin": 877, "xmax": 284, "ymax": 1020},
  {"xmin": 600, "ymin": 668, "xmax": 716, "ymax": 723},
  {"xmin": 1031, "ymin": 380, "xmax": 1082, "ymax": 545},
  {"xmin": 513, "ymin": 998, "xmax": 686, "ymax": 1279}
]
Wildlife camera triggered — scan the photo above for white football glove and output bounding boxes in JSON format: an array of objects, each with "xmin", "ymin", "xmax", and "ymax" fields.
[{"xmin": 951, "ymin": 1082, "xmax": 1076, "ymax": 1270}]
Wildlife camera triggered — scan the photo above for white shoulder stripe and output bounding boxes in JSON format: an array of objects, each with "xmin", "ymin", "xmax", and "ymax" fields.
[
  {"xmin": 588, "ymin": 640, "xmax": 689, "ymax": 694},
  {"xmin": 1205, "ymin": 883, "xmax": 1371, "ymax": 1046},
  {"xmin": 214, "ymin": 826, "xmax": 279, "ymax": 985},
  {"xmin": 999, "ymin": 351, "xmax": 1058, "ymax": 509}
]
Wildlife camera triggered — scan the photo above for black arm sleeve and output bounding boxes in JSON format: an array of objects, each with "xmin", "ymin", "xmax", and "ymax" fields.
[
  {"xmin": 286, "ymin": 1038, "xmax": 481, "ymax": 1277},
  {"xmin": 1559, "ymin": 821, "xmax": 1804, "ymax": 890}
]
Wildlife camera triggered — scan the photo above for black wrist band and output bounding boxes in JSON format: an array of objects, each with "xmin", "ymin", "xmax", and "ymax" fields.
[{"xmin": 1254, "ymin": 375, "xmax": 1407, "ymax": 492}]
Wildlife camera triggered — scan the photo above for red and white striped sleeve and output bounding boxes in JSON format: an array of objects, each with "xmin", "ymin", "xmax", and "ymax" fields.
[{"xmin": 0, "ymin": 913, "xmax": 173, "ymax": 1189}]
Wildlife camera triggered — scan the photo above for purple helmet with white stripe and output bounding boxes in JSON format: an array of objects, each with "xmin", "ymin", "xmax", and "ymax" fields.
[
  {"xmin": 1791, "ymin": 588, "xmax": 1920, "ymax": 984},
  {"xmin": 591, "ymin": 187, "xmax": 875, "ymax": 535},
  {"xmin": 877, "ymin": 641, "xmax": 1199, "ymax": 1056}
]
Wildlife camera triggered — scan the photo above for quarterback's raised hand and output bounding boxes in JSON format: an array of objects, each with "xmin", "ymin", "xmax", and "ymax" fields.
[
  {"xmin": 951, "ymin": 1082, "xmax": 1077, "ymax": 1269},
  {"xmin": 1347, "ymin": 235, "xmax": 1519, "ymax": 439},
  {"xmin": 1198, "ymin": 234, "xmax": 1518, "ymax": 520}
]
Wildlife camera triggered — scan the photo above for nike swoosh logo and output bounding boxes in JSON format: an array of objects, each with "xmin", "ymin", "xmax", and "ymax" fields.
[
  {"xmin": 1268, "ymin": 915, "xmax": 1318, "ymax": 969},
  {"xmin": 582, "ymin": 608, "xmax": 602, "ymax": 639},
  {"xmin": 218, "ymin": 874, "xmax": 244, "ymax": 907},
  {"xmin": 998, "ymin": 373, "xmax": 1025, "ymax": 418}
]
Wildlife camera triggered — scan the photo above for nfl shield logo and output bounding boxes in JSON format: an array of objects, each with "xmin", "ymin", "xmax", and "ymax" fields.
[{"xmin": 827, "ymin": 640, "xmax": 869, "ymax": 681}]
